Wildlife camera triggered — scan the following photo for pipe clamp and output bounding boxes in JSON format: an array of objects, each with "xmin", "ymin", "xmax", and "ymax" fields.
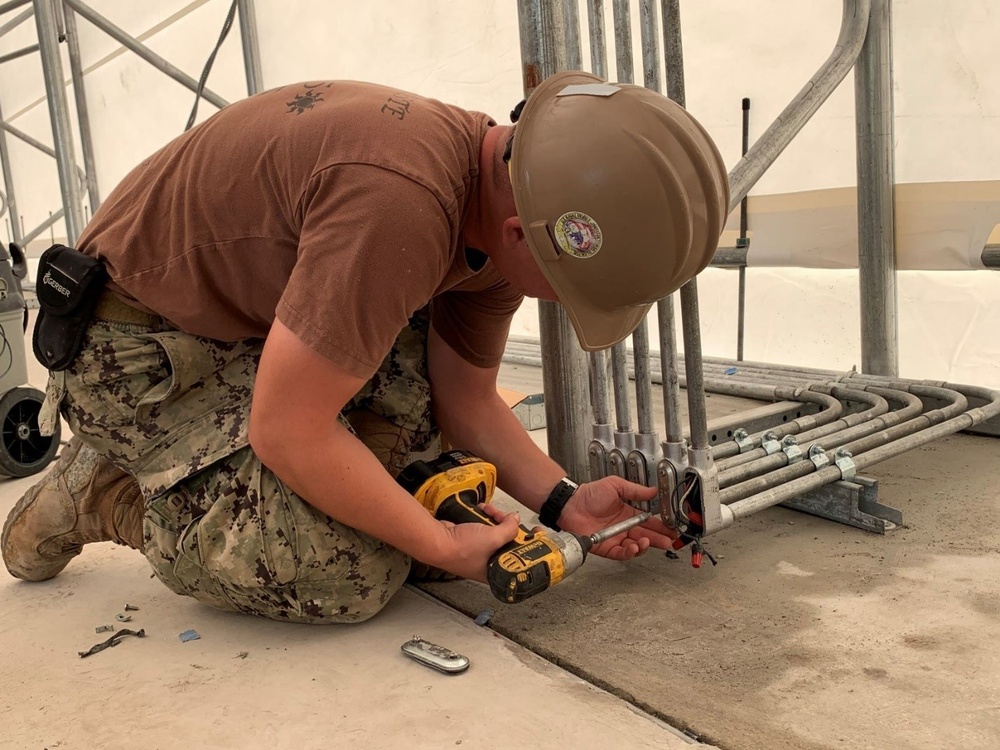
[
  {"xmin": 761, "ymin": 432, "xmax": 781, "ymax": 455},
  {"xmin": 781, "ymin": 435, "xmax": 803, "ymax": 463},
  {"xmin": 808, "ymin": 444, "xmax": 829, "ymax": 469},
  {"xmin": 733, "ymin": 428, "xmax": 753, "ymax": 454},
  {"xmin": 834, "ymin": 448, "xmax": 856, "ymax": 480}
]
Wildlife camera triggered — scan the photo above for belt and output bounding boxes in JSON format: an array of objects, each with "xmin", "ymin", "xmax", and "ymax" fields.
[{"xmin": 93, "ymin": 288, "xmax": 163, "ymax": 327}]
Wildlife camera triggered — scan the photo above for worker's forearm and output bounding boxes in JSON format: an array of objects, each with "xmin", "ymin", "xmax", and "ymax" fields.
[
  {"xmin": 438, "ymin": 392, "xmax": 566, "ymax": 514},
  {"xmin": 253, "ymin": 423, "xmax": 450, "ymax": 566}
]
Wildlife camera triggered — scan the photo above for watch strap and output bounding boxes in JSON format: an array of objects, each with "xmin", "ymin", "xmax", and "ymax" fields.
[{"xmin": 538, "ymin": 478, "xmax": 579, "ymax": 531}]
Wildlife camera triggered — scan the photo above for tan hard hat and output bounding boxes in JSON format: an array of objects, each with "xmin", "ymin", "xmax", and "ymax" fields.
[{"xmin": 509, "ymin": 71, "xmax": 730, "ymax": 352}]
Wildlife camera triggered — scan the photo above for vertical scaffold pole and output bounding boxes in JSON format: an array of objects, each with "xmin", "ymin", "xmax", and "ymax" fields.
[
  {"xmin": 237, "ymin": 0, "xmax": 263, "ymax": 96},
  {"xmin": 855, "ymin": 0, "xmax": 898, "ymax": 377},
  {"xmin": 63, "ymin": 2, "xmax": 99, "ymax": 213},
  {"xmin": 516, "ymin": 0, "xmax": 592, "ymax": 481},
  {"xmin": 34, "ymin": 0, "xmax": 84, "ymax": 243}
]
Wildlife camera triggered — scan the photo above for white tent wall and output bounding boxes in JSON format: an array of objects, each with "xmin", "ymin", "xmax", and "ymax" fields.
[{"xmin": 0, "ymin": 0, "xmax": 995, "ymax": 387}]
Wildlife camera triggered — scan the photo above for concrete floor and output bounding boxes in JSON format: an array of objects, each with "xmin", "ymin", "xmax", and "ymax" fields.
[
  {"xmin": 3, "ymin": 337, "xmax": 998, "ymax": 749},
  {"xmin": 417, "ymin": 363, "xmax": 1000, "ymax": 750},
  {"xmin": 0, "ymin": 325, "xmax": 708, "ymax": 750},
  {"xmin": 0, "ymin": 530, "xmax": 702, "ymax": 750}
]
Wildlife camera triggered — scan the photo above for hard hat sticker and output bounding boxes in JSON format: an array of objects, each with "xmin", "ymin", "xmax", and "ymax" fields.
[
  {"xmin": 554, "ymin": 212, "xmax": 603, "ymax": 259},
  {"xmin": 556, "ymin": 83, "xmax": 621, "ymax": 98}
]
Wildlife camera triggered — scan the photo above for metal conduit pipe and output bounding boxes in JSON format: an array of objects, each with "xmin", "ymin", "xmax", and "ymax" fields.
[
  {"xmin": 688, "ymin": 379, "xmax": 842, "ymax": 441},
  {"xmin": 503, "ymin": 345, "xmax": 846, "ymax": 438},
  {"xmin": 718, "ymin": 389, "xmax": 919, "ymax": 487},
  {"xmin": 720, "ymin": 385, "xmax": 968, "ymax": 504},
  {"xmin": 769, "ymin": 385, "xmax": 916, "ymax": 445},
  {"xmin": 715, "ymin": 386, "xmax": 883, "ymax": 469},
  {"xmin": 713, "ymin": 384, "xmax": 896, "ymax": 462},
  {"xmin": 654, "ymin": 0, "xmax": 685, "ymax": 453},
  {"xmin": 837, "ymin": 385, "xmax": 968, "ymax": 456},
  {"xmin": 702, "ymin": 367, "xmax": 857, "ymax": 387},
  {"xmin": 727, "ymin": 388, "xmax": 1000, "ymax": 521},
  {"xmin": 698, "ymin": 359, "xmax": 857, "ymax": 383},
  {"xmin": 505, "ymin": 339, "xmax": 861, "ymax": 390},
  {"xmin": 634, "ymin": 0, "xmax": 660, "ymax": 452},
  {"xmin": 657, "ymin": 298, "xmax": 686, "ymax": 452},
  {"xmin": 504, "ymin": 341, "xmax": 994, "ymax": 425},
  {"xmin": 608, "ymin": 0, "xmax": 635, "ymax": 452},
  {"xmin": 589, "ymin": 351, "xmax": 612, "ymax": 427},
  {"xmin": 610, "ymin": 344, "xmax": 633, "ymax": 433},
  {"xmin": 701, "ymin": 355, "xmax": 861, "ymax": 380},
  {"xmin": 633, "ymin": 328, "xmax": 656, "ymax": 437},
  {"xmin": 727, "ymin": 0, "xmax": 872, "ymax": 211},
  {"xmin": 699, "ymin": 368, "xmax": 839, "ymax": 390}
]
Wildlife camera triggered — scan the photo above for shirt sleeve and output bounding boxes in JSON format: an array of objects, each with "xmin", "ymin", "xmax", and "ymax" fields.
[
  {"xmin": 431, "ymin": 263, "xmax": 524, "ymax": 369},
  {"xmin": 277, "ymin": 164, "xmax": 451, "ymax": 379}
]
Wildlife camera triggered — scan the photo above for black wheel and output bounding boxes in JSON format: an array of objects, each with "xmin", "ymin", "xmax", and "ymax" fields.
[{"xmin": 0, "ymin": 387, "xmax": 60, "ymax": 478}]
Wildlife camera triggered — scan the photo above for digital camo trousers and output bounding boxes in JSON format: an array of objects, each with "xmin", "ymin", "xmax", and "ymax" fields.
[{"xmin": 39, "ymin": 306, "xmax": 438, "ymax": 624}]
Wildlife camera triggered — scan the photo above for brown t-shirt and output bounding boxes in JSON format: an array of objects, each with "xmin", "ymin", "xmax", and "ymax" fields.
[{"xmin": 78, "ymin": 80, "xmax": 523, "ymax": 379}]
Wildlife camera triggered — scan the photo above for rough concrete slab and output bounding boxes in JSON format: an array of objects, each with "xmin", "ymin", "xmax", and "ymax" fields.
[
  {"xmin": 418, "ymin": 366, "xmax": 1000, "ymax": 750},
  {"xmin": 0, "ymin": 480, "xmax": 707, "ymax": 750},
  {"xmin": 0, "ymin": 327, "xmax": 711, "ymax": 750}
]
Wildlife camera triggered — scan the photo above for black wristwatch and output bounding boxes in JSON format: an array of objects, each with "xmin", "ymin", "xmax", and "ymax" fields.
[{"xmin": 538, "ymin": 477, "xmax": 579, "ymax": 532}]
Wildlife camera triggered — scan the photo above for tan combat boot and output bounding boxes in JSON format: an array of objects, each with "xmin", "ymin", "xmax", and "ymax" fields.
[{"xmin": 1, "ymin": 437, "xmax": 145, "ymax": 582}]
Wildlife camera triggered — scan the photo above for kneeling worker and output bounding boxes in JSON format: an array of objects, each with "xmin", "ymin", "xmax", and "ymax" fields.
[{"xmin": 3, "ymin": 71, "xmax": 728, "ymax": 623}]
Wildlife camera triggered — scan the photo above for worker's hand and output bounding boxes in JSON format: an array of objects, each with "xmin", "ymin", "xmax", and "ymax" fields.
[
  {"xmin": 558, "ymin": 477, "xmax": 678, "ymax": 561},
  {"xmin": 435, "ymin": 510, "xmax": 522, "ymax": 584}
]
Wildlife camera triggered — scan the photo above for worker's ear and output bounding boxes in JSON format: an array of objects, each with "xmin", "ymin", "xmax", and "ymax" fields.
[{"xmin": 501, "ymin": 216, "xmax": 525, "ymax": 251}]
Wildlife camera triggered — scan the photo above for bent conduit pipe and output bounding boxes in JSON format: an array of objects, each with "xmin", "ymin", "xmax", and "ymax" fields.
[
  {"xmin": 716, "ymin": 386, "xmax": 886, "ymax": 470},
  {"xmin": 680, "ymin": 378, "xmax": 842, "ymax": 433},
  {"xmin": 718, "ymin": 388, "xmax": 923, "ymax": 487},
  {"xmin": 720, "ymin": 385, "xmax": 969, "ymax": 504},
  {"xmin": 727, "ymin": 387, "xmax": 1000, "ymax": 520},
  {"xmin": 726, "ymin": 0, "xmax": 872, "ymax": 212}
]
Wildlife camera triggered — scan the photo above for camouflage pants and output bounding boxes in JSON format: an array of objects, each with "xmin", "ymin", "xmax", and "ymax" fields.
[{"xmin": 40, "ymin": 298, "xmax": 438, "ymax": 623}]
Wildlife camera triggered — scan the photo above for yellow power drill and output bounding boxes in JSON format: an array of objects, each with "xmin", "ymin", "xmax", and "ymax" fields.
[{"xmin": 397, "ymin": 450, "xmax": 650, "ymax": 604}]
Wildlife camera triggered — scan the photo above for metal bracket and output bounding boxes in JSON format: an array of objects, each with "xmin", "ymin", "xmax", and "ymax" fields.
[
  {"xmin": 781, "ymin": 435, "xmax": 803, "ymax": 463},
  {"xmin": 656, "ymin": 459, "xmax": 677, "ymax": 527},
  {"xmin": 761, "ymin": 431, "xmax": 781, "ymax": 455},
  {"xmin": 781, "ymin": 475, "xmax": 901, "ymax": 534},
  {"xmin": 588, "ymin": 439, "xmax": 609, "ymax": 481},
  {"xmin": 732, "ymin": 428, "xmax": 753, "ymax": 453},
  {"xmin": 808, "ymin": 444, "xmax": 829, "ymax": 469},
  {"xmin": 834, "ymin": 448, "xmax": 856, "ymax": 480},
  {"xmin": 608, "ymin": 448, "xmax": 627, "ymax": 478},
  {"xmin": 626, "ymin": 449, "xmax": 648, "ymax": 489}
]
